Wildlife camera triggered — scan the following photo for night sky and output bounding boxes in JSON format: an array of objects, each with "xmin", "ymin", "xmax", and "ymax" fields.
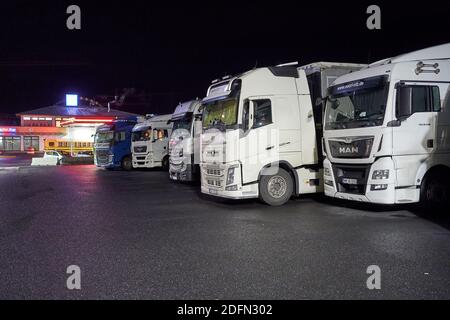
[{"xmin": 0, "ymin": 0, "xmax": 449, "ymax": 115}]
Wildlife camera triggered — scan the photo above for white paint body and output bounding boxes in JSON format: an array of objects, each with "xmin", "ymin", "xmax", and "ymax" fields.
[
  {"xmin": 131, "ymin": 114, "xmax": 173, "ymax": 168},
  {"xmin": 323, "ymin": 43, "xmax": 450, "ymax": 204},
  {"xmin": 169, "ymin": 100, "xmax": 203, "ymax": 181},
  {"xmin": 200, "ymin": 63, "xmax": 365, "ymax": 200}
]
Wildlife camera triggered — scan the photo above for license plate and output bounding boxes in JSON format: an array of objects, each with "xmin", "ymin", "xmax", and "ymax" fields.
[
  {"xmin": 342, "ymin": 178, "xmax": 358, "ymax": 185},
  {"xmin": 209, "ymin": 188, "xmax": 218, "ymax": 195}
]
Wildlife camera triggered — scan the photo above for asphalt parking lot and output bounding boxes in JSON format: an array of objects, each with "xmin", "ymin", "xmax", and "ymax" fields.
[{"xmin": 0, "ymin": 165, "xmax": 449, "ymax": 299}]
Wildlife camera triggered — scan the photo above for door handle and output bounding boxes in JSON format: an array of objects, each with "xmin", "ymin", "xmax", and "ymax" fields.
[{"xmin": 266, "ymin": 146, "xmax": 274, "ymax": 150}]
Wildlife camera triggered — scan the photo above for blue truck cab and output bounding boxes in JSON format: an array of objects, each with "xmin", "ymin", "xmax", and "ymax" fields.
[{"xmin": 94, "ymin": 118, "xmax": 137, "ymax": 170}]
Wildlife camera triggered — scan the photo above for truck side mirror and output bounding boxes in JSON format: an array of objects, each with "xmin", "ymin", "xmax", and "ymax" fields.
[
  {"xmin": 396, "ymin": 86, "xmax": 413, "ymax": 120},
  {"xmin": 315, "ymin": 97, "xmax": 324, "ymax": 107}
]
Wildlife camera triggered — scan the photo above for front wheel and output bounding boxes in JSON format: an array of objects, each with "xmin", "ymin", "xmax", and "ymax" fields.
[
  {"xmin": 121, "ymin": 156, "xmax": 133, "ymax": 171},
  {"xmin": 420, "ymin": 171, "xmax": 450, "ymax": 210},
  {"xmin": 259, "ymin": 167, "xmax": 294, "ymax": 206}
]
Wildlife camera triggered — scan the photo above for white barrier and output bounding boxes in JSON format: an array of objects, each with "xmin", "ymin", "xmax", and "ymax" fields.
[{"xmin": 31, "ymin": 157, "xmax": 58, "ymax": 166}]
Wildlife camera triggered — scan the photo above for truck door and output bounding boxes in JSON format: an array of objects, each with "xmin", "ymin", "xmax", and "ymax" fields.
[
  {"xmin": 392, "ymin": 83, "xmax": 442, "ymax": 184},
  {"xmin": 152, "ymin": 128, "xmax": 169, "ymax": 162},
  {"xmin": 240, "ymin": 96, "xmax": 277, "ymax": 182}
]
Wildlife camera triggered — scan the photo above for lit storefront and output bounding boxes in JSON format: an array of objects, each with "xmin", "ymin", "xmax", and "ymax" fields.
[{"xmin": 0, "ymin": 100, "xmax": 139, "ymax": 154}]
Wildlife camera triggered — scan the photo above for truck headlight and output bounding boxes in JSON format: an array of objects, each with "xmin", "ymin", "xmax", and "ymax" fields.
[
  {"xmin": 227, "ymin": 167, "xmax": 235, "ymax": 185},
  {"xmin": 372, "ymin": 170, "xmax": 389, "ymax": 180}
]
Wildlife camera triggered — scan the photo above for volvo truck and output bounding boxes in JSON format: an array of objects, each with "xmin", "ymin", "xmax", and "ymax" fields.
[
  {"xmin": 200, "ymin": 62, "xmax": 365, "ymax": 206},
  {"xmin": 94, "ymin": 118, "xmax": 137, "ymax": 170},
  {"xmin": 169, "ymin": 99, "xmax": 203, "ymax": 182},
  {"xmin": 131, "ymin": 114, "xmax": 173, "ymax": 169},
  {"xmin": 323, "ymin": 43, "xmax": 450, "ymax": 207}
]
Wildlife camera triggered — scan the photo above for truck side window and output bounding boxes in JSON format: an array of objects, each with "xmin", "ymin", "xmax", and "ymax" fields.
[
  {"xmin": 412, "ymin": 87, "xmax": 428, "ymax": 113},
  {"xmin": 253, "ymin": 99, "xmax": 272, "ymax": 128},
  {"xmin": 242, "ymin": 100, "xmax": 249, "ymax": 131},
  {"xmin": 431, "ymin": 86, "xmax": 441, "ymax": 112},
  {"xmin": 410, "ymin": 85, "xmax": 441, "ymax": 113}
]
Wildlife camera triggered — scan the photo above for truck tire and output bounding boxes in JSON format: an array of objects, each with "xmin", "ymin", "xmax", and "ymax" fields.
[
  {"xmin": 162, "ymin": 156, "xmax": 169, "ymax": 171},
  {"xmin": 121, "ymin": 156, "xmax": 133, "ymax": 171},
  {"xmin": 259, "ymin": 167, "xmax": 293, "ymax": 206},
  {"xmin": 420, "ymin": 171, "xmax": 450, "ymax": 210}
]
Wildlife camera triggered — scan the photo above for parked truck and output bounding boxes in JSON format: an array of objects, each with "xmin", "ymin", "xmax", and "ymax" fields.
[
  {"xmin": 131, "ymin": 114, "xmax": 173, "ymax": 169},
  {"xmin": 169, "ymin": 99, "xmax": 203, "ymax": 181},
  {"xmin": 322, "ymin": 43, "xmax": 450, "ymax": 207},
  {"xmin": 200, "ymin": 62, "xmax": 365, "ymax": 206},
  {"xmin": 94, "ymin": 118, "xmax": 137, "ymax": 170}
]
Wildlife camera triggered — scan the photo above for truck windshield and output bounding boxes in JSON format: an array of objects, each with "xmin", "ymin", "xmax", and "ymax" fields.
[
  {"xmin": 173, "ymin": 117, "xmax": 192, "ymax": 131},
  {"xmin": 131, "ymin": 127, "xmax": 152, "ymax": 141},
  {"xmin": 325, "ymin": 78, "xmax": 389, "ymax": 130},
  {"xmin": 95, "ymin": 131, "xmax": 114, "ymax": 143},
  {"xmin": 202, "ymin": 98, "xmax": 238, "ymax": 131}
]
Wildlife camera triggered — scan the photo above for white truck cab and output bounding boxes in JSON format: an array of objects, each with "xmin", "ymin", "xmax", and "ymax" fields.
[
  {"xmin": 323, "ymin": 43, "xmax": 450, "ymax": 206},
  {"xmin": 200, "ymin": 62, "xmax": 365, "ymax": 206},
  {"xmin": 131, "ymin": 114, "xmax": 173, "ymax": 169},
  {"xmin": 169, "ymin": 99, "xmax": 203, "ymax": 182}
]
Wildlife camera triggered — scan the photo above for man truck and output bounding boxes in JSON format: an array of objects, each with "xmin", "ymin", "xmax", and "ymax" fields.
[
  {"xmin": 200, "ymin": 62, "xmax": 365, "ymax": 206},
  {"xmin": 169, "ymin": 99, "xmax": 203, "ymax": 182},
  {"xmin": 94, "ymin": 118, "xmax": 137, "ymax": 170},
  {"xmin": 323, "ymin": 43, "xmax": 450, "ymax": 207},
  {"xmin": 131, "ymin": 114, "xmax": 173, "ymax": 169}
]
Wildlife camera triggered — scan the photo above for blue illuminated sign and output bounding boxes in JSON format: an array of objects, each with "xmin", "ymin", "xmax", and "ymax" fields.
[
  {"xmin": 66, "ymin": 94, "xmax": 78, "ymax": 107},
  {"xmin": 0, "ymin": 128, "xmax": 16, "ymax": 133}
]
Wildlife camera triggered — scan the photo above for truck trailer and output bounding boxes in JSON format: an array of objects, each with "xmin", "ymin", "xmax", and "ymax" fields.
[
  {"xmin": 323, "ymin": 43, "xmax": 450, "ymax": 207},
  {"xmin": 200, "ymin": 62, "xmax": 365, "ymax": 206},
  {"xmin": 169, "ymin": 99, "xmax": 203, "ymax": 182},
  {"xmin": 131, "ymin": 114, "xmax": 173, "ymax": 169}
]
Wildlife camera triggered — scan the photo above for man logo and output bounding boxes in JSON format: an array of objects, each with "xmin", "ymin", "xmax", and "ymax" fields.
[{"xmin": 339, "ymin": 146, "xmax": 359, "ymax": 154}]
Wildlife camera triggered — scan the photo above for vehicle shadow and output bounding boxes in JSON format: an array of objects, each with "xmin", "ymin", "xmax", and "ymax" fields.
[{"xmin": 309, "ymin": 193, "xmax": 450, "ymax": 230}]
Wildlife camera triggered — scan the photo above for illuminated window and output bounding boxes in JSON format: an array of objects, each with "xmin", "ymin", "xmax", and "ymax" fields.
[
  {"xmin": 24, "ymin": 136, "xmax": 39, "ymax": 151},
  {"xmin": 0, "ymin": 137, "xmax": 21, "ymax": 151}
]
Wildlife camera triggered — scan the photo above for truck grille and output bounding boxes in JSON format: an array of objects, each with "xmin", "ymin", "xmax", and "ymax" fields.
[
  {"xmin": 207, "ymin": 179, "xmax": 222, "ymax": 187},
  {"xmin": 332, "ymin": 164, "xmax": 370, "ymax": 195},
  {"xmin": 328, "ymin": 137, "xmax": 374, "ymax": 159},
  {"xmin": 206, "ymin": 168, "xmax": 223, "ymax": 176},
  {"xmin": 95, "ymin": 150, "xmax": 110, "ymax": 165},
  {"xmin": 134, "ymin": 146, "xmax": 147, "ymax": 153}
]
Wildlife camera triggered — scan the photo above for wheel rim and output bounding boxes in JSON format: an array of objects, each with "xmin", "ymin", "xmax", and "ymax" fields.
[{"xmin": 267, "ymin": 175, "xmax": 287, "ymax": 199}]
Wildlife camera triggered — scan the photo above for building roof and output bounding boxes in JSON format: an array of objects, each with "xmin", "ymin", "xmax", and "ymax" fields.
[{"xmin": 17, "ymin": 102, "xmax": 141, "ymax": 118}]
